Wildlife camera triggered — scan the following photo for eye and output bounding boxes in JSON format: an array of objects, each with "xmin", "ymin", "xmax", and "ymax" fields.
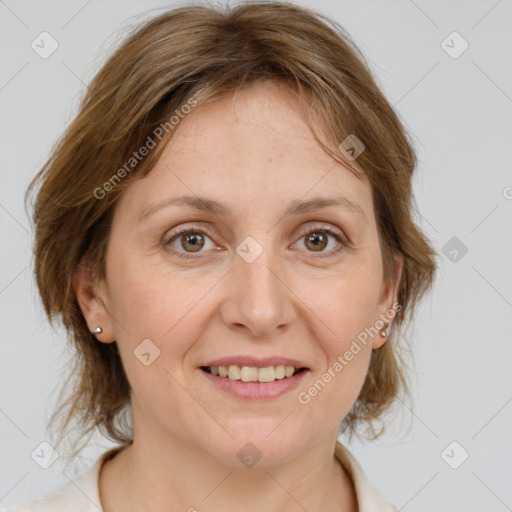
[
  {"xmin": 164, "ymin": 228, "xmax": 218, "ymax": 259},
  {"xmin": 163, "ymin": 224, "xmax": 347, "ymax": 260},
  {"xmin": 294, "ymin": 226, "xmax": 346, "ymax": 256}
]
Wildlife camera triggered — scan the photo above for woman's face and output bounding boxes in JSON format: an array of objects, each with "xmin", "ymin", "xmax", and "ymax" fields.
[{"xmin": 84, "ymin": 81, "xmax": 401, "ymax": 466}]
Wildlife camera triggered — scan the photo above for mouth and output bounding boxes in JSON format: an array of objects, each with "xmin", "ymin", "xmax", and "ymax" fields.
[
  {"xmin": 199, "ymin": 363, "xmax": 309, "ymax": 400},
  {"xmin": 200, "ymin": 365, "xmax": 308, "ymax": 383}
]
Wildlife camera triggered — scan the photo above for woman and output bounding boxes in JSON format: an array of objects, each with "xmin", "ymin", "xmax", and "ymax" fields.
[{"xmin": 11, "ymin": 2, "xmax": 437, "ymax": 511}]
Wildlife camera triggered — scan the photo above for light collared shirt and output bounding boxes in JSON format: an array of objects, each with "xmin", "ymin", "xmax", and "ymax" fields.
[{"xmin": 6, "ymin": 442, "xmax": 398, "ymax": 511}]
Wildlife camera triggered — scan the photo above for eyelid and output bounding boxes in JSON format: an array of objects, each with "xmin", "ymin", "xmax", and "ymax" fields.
[
  {"xmin": 162, "ymin": 223, "xmax": 216, "ymax": 245},
  {"xmin": 162, "ymin": 225, "xmax": 222, "ymax": 261},
  {"xmin": 291, "ymin": 223, "xmax": 348, "ymax": 256},
  {"xmin": 295, "ymin": 222, "xmax": 346, "ymax": 243},
  {"xmin": 162, "ymin": 221, "xmax": 348, "ymax": 260}
]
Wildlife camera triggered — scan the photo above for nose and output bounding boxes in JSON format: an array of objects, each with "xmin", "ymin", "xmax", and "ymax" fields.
[{"xmin": 219, "ymin": 244, "xmax": 296, "ymax": 338}]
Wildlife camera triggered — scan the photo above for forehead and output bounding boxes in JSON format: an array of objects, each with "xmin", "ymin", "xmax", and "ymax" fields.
[{"xmin": 117, "ymin": 82, "xmax": 375, "ymax": 224}]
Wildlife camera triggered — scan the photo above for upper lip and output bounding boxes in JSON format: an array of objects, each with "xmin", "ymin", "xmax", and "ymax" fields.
[{"xmin": 201, "ymin": 356, "xmax": 309, "ymax": 369}]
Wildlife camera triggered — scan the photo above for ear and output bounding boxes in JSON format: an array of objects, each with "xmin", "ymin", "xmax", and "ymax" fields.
[
  {"xmin": 372, "ymin": 253, "xmax": 403, "ymax": 350},
  {"xmin": 73, "ymin": 262, "xmax": 116, "ymax": 343}
]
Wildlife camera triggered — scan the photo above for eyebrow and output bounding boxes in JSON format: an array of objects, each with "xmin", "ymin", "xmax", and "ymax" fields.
[{"xmin": 137, "ymin": 194, "xmax": 367, "ymax": 223}]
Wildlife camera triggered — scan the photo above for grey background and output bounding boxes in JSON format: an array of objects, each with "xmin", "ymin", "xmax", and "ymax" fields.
[{"xmin": 1, "ymin": 0, "xmax": 511, "ymax": 510}]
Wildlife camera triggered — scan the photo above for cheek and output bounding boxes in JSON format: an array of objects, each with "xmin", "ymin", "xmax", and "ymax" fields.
[
  {"xmin": 105, "ymin": 248, "xmax": 222, "ymax": 365},
  {"xmin": 294, "ymin": 300, "xmax": 376, "ymax": 432},
  {"xmin": 292, "ymin": 260, "xmax": 382, "ymax": 413},
  {"xmin": 103, "ymin": 253, "xmax": 221, "ymax": 430},
  {"xmin": 299, "ymin": 259, "xmax": 383, "ymax": 351}
]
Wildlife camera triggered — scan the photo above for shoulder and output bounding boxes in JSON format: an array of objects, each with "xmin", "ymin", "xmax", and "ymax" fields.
[
  {"xmin": 334, "ymin": 441, "xmax": 398, "ymax": 512},
  {"xmin": 6, "ymin": 480, "xmax": 95, "ymax": 512},
  {"xmin": 5, "ymin": 446, "xmax": 124, "ymax": 512}
]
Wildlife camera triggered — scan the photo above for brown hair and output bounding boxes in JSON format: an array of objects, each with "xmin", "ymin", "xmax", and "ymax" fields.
[{"xmin": 27, "ymin": 1, "xmax": 437, "ymax": 461}]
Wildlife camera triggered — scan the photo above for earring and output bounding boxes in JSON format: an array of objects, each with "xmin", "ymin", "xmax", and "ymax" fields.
[
  {"xmin": 379, "ymin": 322, "xmax": 389, "ymax": 338},
  {"xmin": 92, "ymin": 326, "xmax": 103, "ymax": 334}
]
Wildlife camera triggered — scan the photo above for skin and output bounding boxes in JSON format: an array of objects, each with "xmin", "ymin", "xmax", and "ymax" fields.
[{"xmin": 75, "ymin": 80, "xmax": 402, "ymax": 512}]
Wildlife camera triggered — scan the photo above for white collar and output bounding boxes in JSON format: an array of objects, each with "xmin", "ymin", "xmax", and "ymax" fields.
[{"xmin": 11, "ymin": 442, "xmax": 397, "ymax": 511}]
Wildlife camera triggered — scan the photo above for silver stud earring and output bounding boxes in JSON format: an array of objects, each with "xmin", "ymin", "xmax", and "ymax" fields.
[{"xmin": 92, "ymin": 326, "xmax": 103, "ymax": 334}]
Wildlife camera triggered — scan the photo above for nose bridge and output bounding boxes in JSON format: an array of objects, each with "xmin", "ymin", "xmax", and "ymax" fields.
[
  {"xmin": 220, "ymin": 235, "xmax": 295, "ymax": 336},
  {"xmin": 240, "ymin": 252, "xmax": 281, "ymax": 306}
]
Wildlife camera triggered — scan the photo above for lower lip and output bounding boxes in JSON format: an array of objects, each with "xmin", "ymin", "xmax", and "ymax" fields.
[{"xmin": 199, "ymin": 368, "xmax": 309, "ymax": 400}]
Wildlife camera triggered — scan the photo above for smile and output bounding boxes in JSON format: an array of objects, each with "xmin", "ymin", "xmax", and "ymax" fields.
[
  {"xmin": 199, "ymin": 365, "xmax": 309, "ymax": 400},
  {"xmin": 201, "ymin": 365, "xmax": 306, "ymax": 383}
]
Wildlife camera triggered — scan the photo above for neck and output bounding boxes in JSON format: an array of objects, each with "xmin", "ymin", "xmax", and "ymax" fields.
[{"xmin": 99, "ymin": 411, "xmax": 357, "ymax": 512}]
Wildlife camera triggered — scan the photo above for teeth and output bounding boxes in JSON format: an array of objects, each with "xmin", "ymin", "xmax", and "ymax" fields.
[
  {"xmin": 258, "ymin": 366, "xmax": 275, "ymax": 382},
  {"xmin": 284, "ymin": 366, "xmax": 295, "ymax": 378},
  {"xmin": 240, "ymin": 366, "xmax": 258, "ymax": 382},
  {"xmin": 206, "ymin": 364, "xmax": 300, "ymax": 382},
  {"xmin": 274, "ymin": 365, "xmax": 285, "ymax": 379},
  {"xmin": 228, "ymin": 365, "xmax": 241, "ymax": 380}
]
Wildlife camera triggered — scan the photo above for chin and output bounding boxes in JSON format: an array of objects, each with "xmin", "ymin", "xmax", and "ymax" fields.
[{"xmin": 205, "ymin": 426, "xmax": 304, "ymax": 468}]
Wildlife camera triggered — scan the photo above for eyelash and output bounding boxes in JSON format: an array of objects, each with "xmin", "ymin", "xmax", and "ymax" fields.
[{"xmin": 163, "ymin": 224, "xmax": 347, "ymax": 261}]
